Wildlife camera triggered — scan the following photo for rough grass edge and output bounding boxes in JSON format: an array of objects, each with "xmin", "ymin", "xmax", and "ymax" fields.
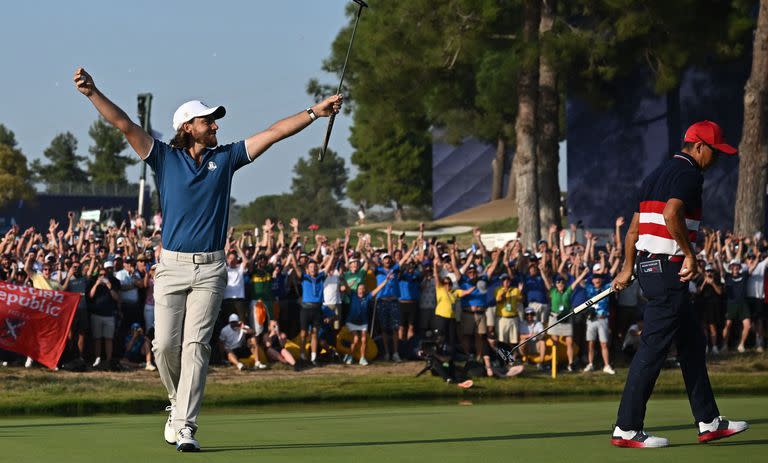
[{"xmin": 1, "ymin": 371, "xmax": 766, "ymax": 417}]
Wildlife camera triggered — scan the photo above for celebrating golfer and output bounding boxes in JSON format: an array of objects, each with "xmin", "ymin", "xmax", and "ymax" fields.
[
  {"xmin": 74, "ymin": 67, "xmax": 342, "ymax": 452},
  {"xmin": 610, "ymin": 121, "xmax": 748, "ymax": 448}
]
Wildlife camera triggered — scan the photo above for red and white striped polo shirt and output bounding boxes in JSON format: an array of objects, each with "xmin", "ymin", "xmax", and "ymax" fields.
[{"xmin": 635, "ymin": 153, "xmax": 703, "ymax": 256}]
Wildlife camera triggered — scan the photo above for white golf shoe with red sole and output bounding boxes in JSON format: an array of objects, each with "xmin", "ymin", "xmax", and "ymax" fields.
[
  {"xmin": 697, "ymin": 416, "xmax": 749, "ymax": 443},
  {"xmin": 611, "ymin": 427, "xmax": 669, "ymax": 448}
]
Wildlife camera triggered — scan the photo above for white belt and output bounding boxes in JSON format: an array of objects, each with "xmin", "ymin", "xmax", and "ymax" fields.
[{"xmin": 161, "ymin": 249, "xmax": 225, "ymax": 264}]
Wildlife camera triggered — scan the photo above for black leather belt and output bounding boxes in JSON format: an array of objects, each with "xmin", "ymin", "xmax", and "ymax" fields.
[{"xmin": 638, "ymin": 250, "xmax": 684, "ymax": 263}]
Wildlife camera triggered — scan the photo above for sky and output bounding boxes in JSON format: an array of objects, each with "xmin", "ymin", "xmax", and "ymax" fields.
[
  {"xmin": 1, "ymin": 0, "xmax": 355, "ymax": 205},
  {"xmin": 1, "ymin": 0, "xmax": 567, "ymax": 207}
]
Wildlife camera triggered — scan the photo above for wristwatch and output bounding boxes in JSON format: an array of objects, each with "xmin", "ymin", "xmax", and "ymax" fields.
[{"xmin": 306, "ymin": 107, "xmax": 317, "ymax": 121}]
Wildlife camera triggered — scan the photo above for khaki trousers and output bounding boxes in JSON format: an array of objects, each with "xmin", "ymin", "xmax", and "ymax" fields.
[{"xmin": 153, "ymin": 249, "xmax": 226, "ymax": 433}]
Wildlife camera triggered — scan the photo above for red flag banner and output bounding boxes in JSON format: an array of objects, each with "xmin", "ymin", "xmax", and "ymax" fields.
[{"xmin": 0, "ymin": 282, "xmax": 80, "ymax": 369}]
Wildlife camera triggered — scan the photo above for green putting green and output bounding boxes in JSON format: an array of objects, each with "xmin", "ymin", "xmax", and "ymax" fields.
[{"xmin": 1, "ymin": 397, "xmax": 764, "ymax": 462}]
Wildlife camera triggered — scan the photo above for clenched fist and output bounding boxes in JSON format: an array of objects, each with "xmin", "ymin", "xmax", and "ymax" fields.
[{"xmin": 74, "ymin": 67, "xmax": 95, "ymax": 97}]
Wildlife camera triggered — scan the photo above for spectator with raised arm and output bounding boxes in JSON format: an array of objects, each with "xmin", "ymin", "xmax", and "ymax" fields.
[
  {"xmin": 494, "ymin": 274, "xmax": 523, "ymax": 349},
  {"xmin": 287, "ymin": 249, "xmax": 334, "ymax": 365},
  {"xmin": 222, "ymin": 241, "xmax": 249, "ymax": 324},
  {"xmin": 696, "ymin": 264, "xmax": 724, "ymax": 354},
  {"xmin": 87, "ymin": 261, "xmax": 121, "ymax": 370},
  {"xmin": 541, "ymin": 263, "xmax": 589, "ymax": 372},
  {"xmin": 522, "ymin": 255, "xmax": 549, "ymax": 324},
  {"xmin": 398, "ymin": 240, "xmax": 422, "ymax": 343},
  {"xmin": 432, "ymin": 247, "xmax": 474, "ymax": 359},
  {"xmin": 114, "ymin": 255, "xmax": 145, "ymax": 342},
  {"xmin": 583, "ymin": 269, "xmax": 615, "ymax": 375},
  {"xmin": 374, "ymin": 241, "xmax": 408, "ymax": 362},
  {"xmin": 722, "ymin": 258, "xmax": 750, "ymax": 352},
  {"xmin": 746, "ymin": 248, "xmax": 768, "ymax": 352},
  {"xmin": 341, "ymin": 274, "xmax": 390, "ymax": 365}
]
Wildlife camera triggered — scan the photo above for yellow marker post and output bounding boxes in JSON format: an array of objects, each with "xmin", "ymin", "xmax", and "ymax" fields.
[{"xmin": 551, "ymin": 340, "xmax": 557, "ymax": 379}]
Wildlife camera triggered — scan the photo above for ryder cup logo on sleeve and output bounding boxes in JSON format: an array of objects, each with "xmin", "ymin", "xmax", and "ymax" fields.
[{"xmin": 207, "ymin": 161, "xmax": 218, "ymax": 171}]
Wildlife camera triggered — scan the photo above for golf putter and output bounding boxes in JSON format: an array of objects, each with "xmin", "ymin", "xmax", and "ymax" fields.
[
  {"xmin": 319, "ymin": 0, "xmax": 368, "ymax": 161},
  {"xmin": 494, "ymin": 275, "xmax": 637, "ymax": 361}
]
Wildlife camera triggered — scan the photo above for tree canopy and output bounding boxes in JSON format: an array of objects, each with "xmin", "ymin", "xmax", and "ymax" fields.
[
  {"xmin": 87, "ymin": 117, "xmax": 136, "ymax": 185},
  {"xmin": 239, "ymin": 148, "xmax": 349, "ymax": 228},
  {"xmin": 31, "ymin": 132, "xmax": 89, "ymax": 184},
  {"xmin": 0, "ymin": 126, "xmax": 35, "ymax": 207}
]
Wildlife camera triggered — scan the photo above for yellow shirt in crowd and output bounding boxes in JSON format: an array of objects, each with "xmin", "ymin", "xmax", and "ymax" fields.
[
  {"xmin": 30, "ymin": 273, "xmax": 61, "ymax": 291},
  {"xmin": 435, "ymin": 286, "xmax": 462, "ymax": 319},
  {"xmin": 494, "ymin": 286, "xmax": 521, "ymax": 318}
]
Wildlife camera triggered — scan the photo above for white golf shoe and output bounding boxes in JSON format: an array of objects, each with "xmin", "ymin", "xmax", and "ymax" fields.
[
  {"xmin": 164, "ymin": 405, "xmax": 176, "ymax": 445},
  {"xmin": 697, "ymin": 416, "xmax": 749, "ymax": 443},
  {"xmin": 611, "ymin": 427, "xmax": 669, "ymax": 448},
  {"xmin": 176, "ymin": 427, "xmax": 200, "ymax": 452}
]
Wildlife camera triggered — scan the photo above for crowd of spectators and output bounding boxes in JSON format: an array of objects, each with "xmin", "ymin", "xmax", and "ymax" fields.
[{"xmin": 0, "ymin": 212, "xmax": 766, "ymax": 377}]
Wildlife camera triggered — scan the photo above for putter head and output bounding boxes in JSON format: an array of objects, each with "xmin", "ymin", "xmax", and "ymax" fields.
[{"xmin": 352, "ymin": 0, "xmax": 369, "ymax": 7}]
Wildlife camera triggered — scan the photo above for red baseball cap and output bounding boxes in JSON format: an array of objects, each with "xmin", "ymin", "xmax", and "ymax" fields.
[{"xmin": 683, "ymin": 120, "xmax": 737, "ymax": 155}]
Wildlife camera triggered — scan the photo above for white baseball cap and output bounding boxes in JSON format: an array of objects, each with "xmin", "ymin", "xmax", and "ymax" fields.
[
  {"xmin": 172, "ymin": 100, "xmax": 226, "ymax": 131},
  {"xmin": 228, "ymin": 313, "xmax": 240, "ymax": 323}
]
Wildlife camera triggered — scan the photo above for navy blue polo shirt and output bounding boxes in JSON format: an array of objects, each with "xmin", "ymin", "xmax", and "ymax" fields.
[
  {"xmin": 347, "ymin": 293, "xmax": 372, "ymax": 325},
  {"xmin": 144, "ymin": 139, "xmax": 251, "ymax": 252},
  {"xmin": 636, "ymin": 152, "xmax": 703, "ymax": 255},
  {"xmin": 524, "ymin": 274, "xmax": 548, "ymax": 304},
  {"xmin": 398, "ymin": 270, "xmax": 422, "ymax": 301}
]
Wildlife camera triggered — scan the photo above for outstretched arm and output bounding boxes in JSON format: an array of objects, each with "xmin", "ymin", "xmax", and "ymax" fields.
[
  {"xmin": 287, "ymin": 253, "xmax": 302, "ymax": 278},
  {"xmin": 370, "ymin": 272, "xmax": 394, "ymax": 298},
  {"xmin": 245, "ymin": 95, "xmax": 342, "ymax": 161},
  {"xmin": 74, "ymin": 68, "xmax": 153, "ymax": 159},
  {"xmin": 398, "ymin": 240, "xmax": 417, "ymax": 267},
  {"xmin": 570, "ymin": 266, "xmax": 590, "ymax": 290},
  {"xmin": 611, "ymin": 213, "xmax": 640, "ymax": 291}
]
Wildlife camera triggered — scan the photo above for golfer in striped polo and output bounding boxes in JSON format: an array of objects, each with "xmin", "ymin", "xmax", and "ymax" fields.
[
  {"xmin": 610, "ymin": 121, "xmax": 747, "ymax": 448},
  {"xmin": 74, "ymin": 67, "xmax": 342, "ymax": 452}
]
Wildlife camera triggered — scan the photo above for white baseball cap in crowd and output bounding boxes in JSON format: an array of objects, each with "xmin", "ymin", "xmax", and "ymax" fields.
[
  {"xmin": 592, "ymin": 263, "xmax": 602, "ymax": 273},
  {"xmin": 729, "ymin": 259, "xmax": 742, "ymax": 267},
  {"xmin": 172, "ymin": 100, "xmax": 226, "ymax": 131},
  {"xmin": 228, "ymin": 313, "xmax": 240, "ymax": 323},
  {"xmin": 116, "ymin": 237, "xmax": 125, "ymax": 246},
  {"xmin": 103, "ymin": 261, "xmax": 114, "ymax": 269}
]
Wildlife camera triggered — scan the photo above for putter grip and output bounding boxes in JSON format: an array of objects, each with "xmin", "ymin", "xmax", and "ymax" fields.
[{"xmin": 319, "ymin": 113, "xmax": 337, "ymax": 161}]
